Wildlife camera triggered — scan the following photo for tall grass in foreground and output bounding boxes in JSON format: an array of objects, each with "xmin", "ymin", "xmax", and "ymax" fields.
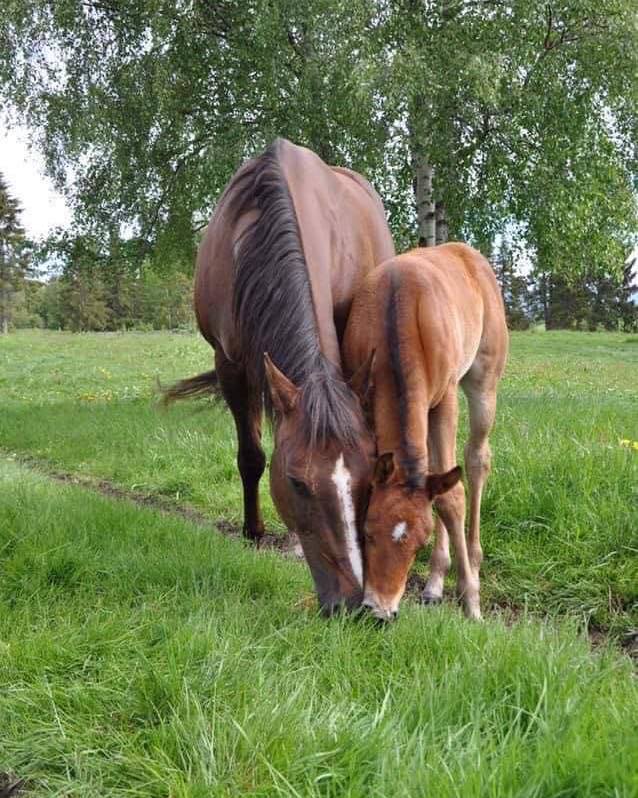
[{"xmin": 1, "ymin": 461, "xmax": 637, "ymax": 797}]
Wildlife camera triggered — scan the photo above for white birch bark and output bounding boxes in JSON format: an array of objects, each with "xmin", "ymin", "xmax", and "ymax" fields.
[
  {"xmin": 435, "ymin": 202, "xmax": 448, "ymax": 244},
  {"xmin": 415, "ymin": 153, "xmax": 436, "ymax": 247}
]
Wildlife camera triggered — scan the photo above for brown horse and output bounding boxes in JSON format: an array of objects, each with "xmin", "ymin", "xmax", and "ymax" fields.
[
  {"xmin": 343, "ymin": 243, "xmax": 508, "ymax": 620},
  {"xmin": 166, "ymin": 138, "xmax": 395, "ymax": 614}
]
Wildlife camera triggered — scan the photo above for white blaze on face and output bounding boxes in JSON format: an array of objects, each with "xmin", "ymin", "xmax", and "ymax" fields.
[
  {"xmin": 392, "ymin": 521, "xmax": 407, "ymax": 543},
  {"xmin": 331, "ymin": 453, "xmax": 363, "ymax": 587}
]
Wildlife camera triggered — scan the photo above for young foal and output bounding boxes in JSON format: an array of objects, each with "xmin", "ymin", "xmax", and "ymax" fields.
[{"xmin": 343, "ymin": 243, "xmax": 508, "ymax": 620}]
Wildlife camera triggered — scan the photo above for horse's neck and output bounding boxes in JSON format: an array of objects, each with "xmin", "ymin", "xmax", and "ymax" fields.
[
  {"xmin": 280, "ymin": 147, "xmax": 387, "ymax": 373},
  {"xmin": 374, "ymin": 365, "xmax": 430, "ymax": 473}
]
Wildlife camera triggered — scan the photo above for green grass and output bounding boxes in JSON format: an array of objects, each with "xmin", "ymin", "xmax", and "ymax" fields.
[
  {"xmin": 1, "ymin": 459, "xmax": 637, "ymax": 797},
  {"xmin": 0, "ymin": 329, "xmax": 636, "ymax": 639}
]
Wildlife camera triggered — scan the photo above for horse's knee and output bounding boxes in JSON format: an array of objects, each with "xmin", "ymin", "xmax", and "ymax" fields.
[
  {"xmin": 238, "ymin": 446, "xmax": 266, "ymax": 482},
  {"xmin": 434, "ymin": 482, "xmax": 465, "ymax": 520},
  {"xmin": 464, "ymin": 442, "xmax": 491, "ymax": 479}
]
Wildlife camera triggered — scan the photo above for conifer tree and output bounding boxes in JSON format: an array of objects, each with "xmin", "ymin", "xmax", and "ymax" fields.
[{"xmin": 0, "ymin": 173, "xmax": 29, "ymax": 334}]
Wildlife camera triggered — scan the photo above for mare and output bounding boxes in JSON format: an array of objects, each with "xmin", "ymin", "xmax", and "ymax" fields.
[
  {"xmin": 343, "ymin": 243, "xmax": 508, "ymax": 620},
  {"xmin": 165, "ymin": 138, "xmax": 395, "ymax": 614}
]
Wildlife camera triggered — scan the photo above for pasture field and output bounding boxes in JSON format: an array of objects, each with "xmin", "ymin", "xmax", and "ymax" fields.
[
  {"xmin": 1, "ymin": 460, "xmax": 637, "ymax": 797},
  {"xmin": 0, "ymin": 330, "xmax": 636, "ymax": 638},
  {"xmin": 0, "ymin": 329, "xmax": 637, "ymax": 795}
]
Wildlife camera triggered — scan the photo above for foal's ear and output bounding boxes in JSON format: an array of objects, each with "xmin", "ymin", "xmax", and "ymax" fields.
[
  {"xmin": 349, "ymin": 349, "xmax": 376, "ymax": 403},
  {"xmin": 264, "ymin": 353, "xmax": 299, "ymax": 415},
  {"xmin": 374, "ymin": 451, "xmax": 396, "ymax": 485},
  {"xmin": 424, "ymin": 466, "xmax": 463, "ymax": 499}
]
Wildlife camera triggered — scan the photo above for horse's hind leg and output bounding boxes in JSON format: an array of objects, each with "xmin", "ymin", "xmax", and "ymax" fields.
[
  {"xmin": 461, "ymin": 364, "xmax": 499, "ymax": 580},
  {"xmin": 216, "ymin": 354, "xmax": 266, "ymax": 543}
]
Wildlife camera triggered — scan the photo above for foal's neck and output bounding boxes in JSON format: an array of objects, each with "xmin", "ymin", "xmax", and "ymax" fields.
[{"xmin": 374, "ymin": 364, "xmax": 431, "ymax": 479}]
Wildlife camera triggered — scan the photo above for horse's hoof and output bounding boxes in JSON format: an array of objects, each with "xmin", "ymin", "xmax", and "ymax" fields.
[
  {"xmin": 243, "ymin": 530, "xmax": 264, "ymax": 548},
  {"xmin": 420, "ymin": 592, "xmax": 443, "ymax": 606},
  {"xmin": 461, "ymin": 599, "xmax": 482, "ymax": 620}
]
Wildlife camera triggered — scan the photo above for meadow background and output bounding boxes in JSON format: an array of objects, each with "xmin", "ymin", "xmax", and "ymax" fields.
[{"xmin": 1, "ymin": 327, "xmax": 637, "ymax": 796}]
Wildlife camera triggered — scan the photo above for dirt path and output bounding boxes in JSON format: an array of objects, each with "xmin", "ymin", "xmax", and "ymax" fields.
[
  {"xmin": 4, "ymin": 451, "xmax": 636, "ymax": 662},
  {"xmin": 3, "ymin": 451, "xmax": 302, "ymax": 554}
]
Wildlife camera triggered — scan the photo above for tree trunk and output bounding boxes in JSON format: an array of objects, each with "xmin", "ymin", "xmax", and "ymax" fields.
[
  {"xmin": 414, "ymin": 154, "xmax": 436, "ymax": 247},
  {"xmin": 435, "ymin": 202, "xmax": 448, "ymax": 244}
]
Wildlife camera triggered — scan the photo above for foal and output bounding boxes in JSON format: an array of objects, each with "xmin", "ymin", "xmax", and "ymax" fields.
[{"xmin": 343, "ymin": 243, "xmax": 508, "ymax": 620}]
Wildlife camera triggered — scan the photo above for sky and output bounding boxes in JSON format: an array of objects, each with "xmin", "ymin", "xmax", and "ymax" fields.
[{"xmin": 0, "ymin": 121, "xmax": 71, "ymax": 240}]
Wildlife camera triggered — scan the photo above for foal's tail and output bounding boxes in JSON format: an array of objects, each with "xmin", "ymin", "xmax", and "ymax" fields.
[{"xmin": 161, "ymin": 369, "xmax": 219, "ymax": 405}]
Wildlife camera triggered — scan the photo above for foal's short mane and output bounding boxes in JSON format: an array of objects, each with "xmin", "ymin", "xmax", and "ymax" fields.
[
  {"xmin": 386, "ymin": 272, "xmax": 425, "ymax": 488},
  {"xmin": 231, "ymin": 138, "xmax": 359, "ymax": 448}
]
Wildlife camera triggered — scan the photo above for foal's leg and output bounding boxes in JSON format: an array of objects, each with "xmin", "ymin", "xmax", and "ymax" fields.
[
  {"xmin": 461, "ymin": 367, "xmax": 499, "ymax": 579},
  {"xmin": 216, "ymin": 354, "xmax": 266, "ymax": 543},
  {"xmin": 427, "ymin": 386, "xmax": 480, "ymax": 619},
  {"xmin": 421, "ymin": 515, "xmax": 450, "ymax": 605}
]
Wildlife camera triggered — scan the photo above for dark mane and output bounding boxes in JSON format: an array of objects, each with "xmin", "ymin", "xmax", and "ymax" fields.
[
  {"xmin": 386, "ymin": 272, "xmax": 424, "ymax": 488},
  {"xmin": 231, "ymin": 139, "xmax": 359, "ymax": 447}
]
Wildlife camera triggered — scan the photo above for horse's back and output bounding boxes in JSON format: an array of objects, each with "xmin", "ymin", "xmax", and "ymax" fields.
[
  {"xmin": 278, "ymin": 143, "xmax": 394, "ymax": 355},
  {"xmin": 397, "ymin": 244, "xmax": 507, "ymax": 381},
  {"xmin": 193, "ymin": 156, "xmax": 258, "ymax": 355},
  {"xmin": 345, "ymin": 242, "xmax": 507, "ymax": 388},
  {"xmin": 194, "ymin": 139, "xmax": 393, "ymax": 367}
]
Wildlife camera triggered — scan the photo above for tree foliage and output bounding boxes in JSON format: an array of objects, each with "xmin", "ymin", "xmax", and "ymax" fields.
[{"xmin": 1, "ymin": 0, "xmax": 636, "ymax": 279}]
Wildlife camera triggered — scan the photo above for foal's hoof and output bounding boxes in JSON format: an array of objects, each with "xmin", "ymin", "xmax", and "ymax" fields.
[
  {"xmin": 460, "ymin": 599, "xmax": 482, "ymax": 621},
  {"xmin": 420, "ymin": 591, "xmax": 443, "ymax": 606}
]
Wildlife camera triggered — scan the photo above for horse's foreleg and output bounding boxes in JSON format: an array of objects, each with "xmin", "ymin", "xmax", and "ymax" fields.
[
  {"xmin": 421, "ymin": 515, "xmax": 451, "ymax": 605},
  {"xmin": 428, "ymin": 386, "xmax": 480, "ymax": 619},
  {"xmin": 217, "ymin": 356, "xmax": 266, "ymax": 543}
]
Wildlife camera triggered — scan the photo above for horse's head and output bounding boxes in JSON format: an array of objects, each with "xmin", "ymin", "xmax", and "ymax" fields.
[
  {"xmin": 264, "ymin": 354, "xmax": 375, "ymax": 615},
  {"xmin": 362, "ymin": 452, "xmax": 462, "ymax": 621}
]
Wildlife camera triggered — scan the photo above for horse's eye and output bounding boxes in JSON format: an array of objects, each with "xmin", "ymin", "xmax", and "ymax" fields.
[{"xmin": 289, "ymin": 476, "xmax": 312, "ymax": 498}]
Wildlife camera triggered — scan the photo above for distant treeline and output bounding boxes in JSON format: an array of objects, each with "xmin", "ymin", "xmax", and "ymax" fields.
[
  {"xmin": 12, "ymin": 269, "xmax": 194, "ymax": 333},
  {"xmin": 2, "ymin": 169, "xmax": 636, "ymax": 334},
  {"xmin": 9, "ymin": 250, "xmax": 638, "ymax": 334},
  {"xmin": 494, "ymin": 244, "xmax": 638, "ymax": 332}
]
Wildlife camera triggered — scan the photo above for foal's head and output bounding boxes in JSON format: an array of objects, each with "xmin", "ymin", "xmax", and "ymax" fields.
[
  {"xmin": 264, "ymin": 354, "xmax": 375, "ymax": 615},
  {"xmin": 362, "ymin": 452, "xmax": 462, "ymax": 621}
]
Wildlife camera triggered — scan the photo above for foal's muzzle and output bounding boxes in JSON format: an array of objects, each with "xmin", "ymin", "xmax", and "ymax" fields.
[{"xmin": 362, "ymin": 599, "xmax": 399, "ymax": 622}]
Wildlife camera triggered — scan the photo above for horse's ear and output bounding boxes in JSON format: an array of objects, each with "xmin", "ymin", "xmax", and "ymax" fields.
[
  {"xmin": 264, "ymin": 353, "xmax": 299, "ymax": 415},
  {"xmin": 374, "ymin": 451, "xmax": 396, "ymax": 485},
  {"xmin": 348, "ymin": 350, "xmax": 375, "ymax": 415},
  {"xmin": 424, "ymin": 466, "xmax": 462, "ymax": 499}
]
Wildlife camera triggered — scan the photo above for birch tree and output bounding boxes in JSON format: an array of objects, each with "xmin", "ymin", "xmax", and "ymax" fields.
[{"xmin": 1, "ymin": 0, "xmax": 636, "ymax": 276}]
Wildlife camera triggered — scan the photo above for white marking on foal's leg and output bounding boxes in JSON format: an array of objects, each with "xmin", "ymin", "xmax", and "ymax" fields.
[
  {"xmin": 331, "ymin": 453, "xmax": 363, "ymax": 587},
  {"xmin": 391, "ymin": 521, "xmax": 407, "ymax": 542},
  {"xmin": 422, "ymin": 517, "xmax": 450, "ymax": 604}
]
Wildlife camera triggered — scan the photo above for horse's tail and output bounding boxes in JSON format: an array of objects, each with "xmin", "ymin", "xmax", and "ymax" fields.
[{"xmin": 161, "ymin": 369, "xmax": 219, "ymax": 405}]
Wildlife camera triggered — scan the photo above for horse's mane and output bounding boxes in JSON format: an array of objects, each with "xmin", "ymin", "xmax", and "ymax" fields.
[
  {"xmin": 231, "ymin": 138, "xmax": 359, "ymax": 448},
  {"xmin": 386, "ymin": 271, "xmax": 424, "ymax": 488}
]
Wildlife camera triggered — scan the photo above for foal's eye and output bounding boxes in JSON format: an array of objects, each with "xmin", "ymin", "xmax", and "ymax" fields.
[{"xmin": 289, "ymin": 476, "xmax": 312, "ymax": 498}]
